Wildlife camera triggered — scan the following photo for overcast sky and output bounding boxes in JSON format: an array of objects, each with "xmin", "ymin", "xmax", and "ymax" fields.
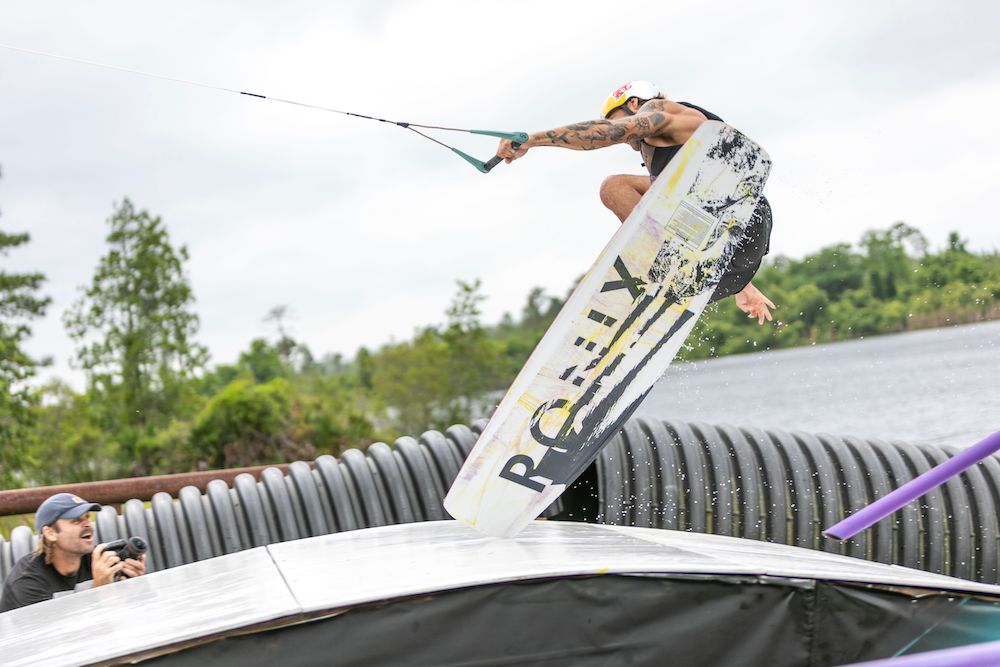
[{"xmin": 2, "ymin": 1, "xmax": 999, "ymax": 389}]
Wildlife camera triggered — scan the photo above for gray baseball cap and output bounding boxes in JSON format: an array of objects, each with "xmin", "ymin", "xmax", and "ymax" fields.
[{"xmin": 35, "ymin": 493, "xmax": 101, "ymax": 531}]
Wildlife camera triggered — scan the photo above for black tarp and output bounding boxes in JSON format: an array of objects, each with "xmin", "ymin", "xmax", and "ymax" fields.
[{"xmin": 144, "ymin": 574, "xmax": 1000, "ymax": 666}]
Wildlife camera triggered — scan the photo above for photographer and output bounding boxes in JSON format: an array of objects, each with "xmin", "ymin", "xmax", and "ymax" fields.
[{"xmin": 0, "ymin": 493, "xmax": 146, "ymax": 612}]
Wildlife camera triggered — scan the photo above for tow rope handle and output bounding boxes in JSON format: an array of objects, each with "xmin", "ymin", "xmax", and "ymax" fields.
[{"xmin": 460, "ymin": 130, "xmax": 527, "ymax": 173}]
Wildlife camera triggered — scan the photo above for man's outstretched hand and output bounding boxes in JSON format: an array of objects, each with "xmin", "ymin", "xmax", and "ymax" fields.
[
  {"xmin": 734, "ymin": 282, "xmax": 776, "ymax": 325},
  {"xmin": 497, "ymin": 138, "xmax": 530, "ymax": 163}
]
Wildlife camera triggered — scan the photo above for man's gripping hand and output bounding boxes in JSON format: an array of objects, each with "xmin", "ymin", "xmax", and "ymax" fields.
[
  {"xmin": 120, "ymin": 553, "xmax": 146, "ymax": 579},
  {"xmin": 497, "ymin": 138, "xmax": 530, "ymax": 163},
  {"xmin": 91, "ymin": 543, "xmax": 124, "ymax": 587},
  {"xmin": 92, "ymin": 543, "xmax": 146, "ymax": 587}
]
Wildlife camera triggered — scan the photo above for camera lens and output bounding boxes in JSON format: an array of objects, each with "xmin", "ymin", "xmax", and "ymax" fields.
[{"xmin": 124, "ymin": 536, "xmax": 148, "ymax": 558}]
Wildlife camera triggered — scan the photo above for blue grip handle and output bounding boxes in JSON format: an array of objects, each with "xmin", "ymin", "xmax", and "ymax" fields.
[{"xmin": 471, "ymin": 130, "xmax": 529, "ymax": 143}]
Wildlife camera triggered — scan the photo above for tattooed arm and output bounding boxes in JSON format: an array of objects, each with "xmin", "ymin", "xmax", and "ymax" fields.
[
  {"xmin": 532, "ymin": 116, "xmax": 656, "ymax": 150},
  {"xmin": 497, "ymin": 101, "xmax": 705, "ymax": 162}
]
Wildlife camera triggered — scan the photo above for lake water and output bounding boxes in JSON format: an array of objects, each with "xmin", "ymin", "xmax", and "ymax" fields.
[{"xmin": 637, "ymin": 320, "xmax": 1000, "ymax": 449}]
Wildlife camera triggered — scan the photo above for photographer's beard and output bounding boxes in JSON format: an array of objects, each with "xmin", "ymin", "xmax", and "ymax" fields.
[{"xmin": 41, "ymin": 518, "xmax": 94, "ymax": 574}]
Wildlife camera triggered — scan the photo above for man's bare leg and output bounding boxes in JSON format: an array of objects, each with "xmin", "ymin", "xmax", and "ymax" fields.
[{"xmin": 599, "ymin": 174, "xmax": 651, "ymax": 223}]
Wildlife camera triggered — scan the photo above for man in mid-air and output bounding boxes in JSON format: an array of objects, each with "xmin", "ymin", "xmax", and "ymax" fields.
[{"xmin": 497, "ymin": 80, "xmax": 775, "ymax": 324}]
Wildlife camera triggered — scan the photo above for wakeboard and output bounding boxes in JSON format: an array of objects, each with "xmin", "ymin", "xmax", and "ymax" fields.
[{"xmin": 444, "ymin": 121, "xmax": 771, "ymax": 537}]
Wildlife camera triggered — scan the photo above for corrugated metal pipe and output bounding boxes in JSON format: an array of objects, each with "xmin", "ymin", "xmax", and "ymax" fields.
[
  {"xmin": 0, "ymin": 424, "xmax": 512, "ymax": 580},
  {"xmin": 582, "ymin": 418, "xmax": 999, "ymax": 583},
  {"xmin": 2, "ymin": 418, "xmax": 996, "ymax": 585}
]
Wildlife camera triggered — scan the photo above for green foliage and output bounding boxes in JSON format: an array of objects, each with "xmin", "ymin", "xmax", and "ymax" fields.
[
  {"xmin": 295, "ymin": 370, "xmax": 375, "ymax": 456},
  {"xmin": 0, "ymin": 224, "xmax": 51, "ymax": 488},
  {"xmin": 493, "ymin": 283, "xmax": 566, "ymax": 379},
  {"xmin": 682, "ymin": 225, "xmax": 1000, "ymax": 359},
  {"xmin": 370, "ymin": 280, "xmax": 507, "ymax": 437},
  {"xmin": 859, "ymin": 222, "xmax": 926, "ymax": 300},
  {"xmin": 441, "ymin": 279, "xmax": 507, "ymax": 424},
  {"xmin": 190, "ymin": 377, "xmax": 313, "ymax": 469},
  {"xmin": 239, "ymin": 338, "xmax": 289, "ymax": 384},
  {"xmin": 25, "ymin": 381, "xmax": 119, "ymax": 484},
  {"xmin": 370, "ymin": 329, "xmax": 449, "ymax": 436},
  {"xmin": 518, "ymin": 286, "xmax": 563, "ymax": 336},
  {"xmin": 11, "ymin": 216, "xmax": 1000, "ymax": 491},
  {"xmin": 355, "ymin": 347, "xmax": 375, "ymax": 390},
  {"xmin": 63, "ymin": 198, "xmax": 208, "ymax": 474}
]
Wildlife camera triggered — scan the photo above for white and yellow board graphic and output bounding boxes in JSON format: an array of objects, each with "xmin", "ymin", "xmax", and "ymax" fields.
[{"xmin": 445, "ymin": 121, "xmax": 771, "ymax": 537}]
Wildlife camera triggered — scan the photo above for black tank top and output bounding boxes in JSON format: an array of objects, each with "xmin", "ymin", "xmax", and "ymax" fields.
[{"xmin": 644, "ymin": 102, "xmax": 723, "ymax": 178}]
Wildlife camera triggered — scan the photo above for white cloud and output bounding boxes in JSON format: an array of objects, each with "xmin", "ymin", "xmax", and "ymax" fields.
[{"xmin": 2, "ymin": 0, "xmax": 999, "ymax": 391}]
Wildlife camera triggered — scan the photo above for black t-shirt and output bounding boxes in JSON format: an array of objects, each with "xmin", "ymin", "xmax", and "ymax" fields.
[{"xmin": 0, "ymin": 552, "xmax": 93, "ymax": 612}]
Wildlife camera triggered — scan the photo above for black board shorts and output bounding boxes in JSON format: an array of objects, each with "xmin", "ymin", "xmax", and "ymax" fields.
[{"xmin": 709, "ymin": 196, "xmax": 772, "ymax": 302}]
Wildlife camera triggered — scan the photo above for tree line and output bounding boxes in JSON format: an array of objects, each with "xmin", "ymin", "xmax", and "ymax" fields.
[{"xmin": 3, "ymin": 196, "xmax": 1000, "ymax": 489}]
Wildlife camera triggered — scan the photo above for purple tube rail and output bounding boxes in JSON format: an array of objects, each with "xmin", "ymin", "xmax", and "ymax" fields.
[
  {"xmin": 824, "ymin": 430, "xmax": 1000, "ymax": 541},
  {"xmin": 840, "ymin": 639, "xmax": 1000, "ymax": 667}
]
